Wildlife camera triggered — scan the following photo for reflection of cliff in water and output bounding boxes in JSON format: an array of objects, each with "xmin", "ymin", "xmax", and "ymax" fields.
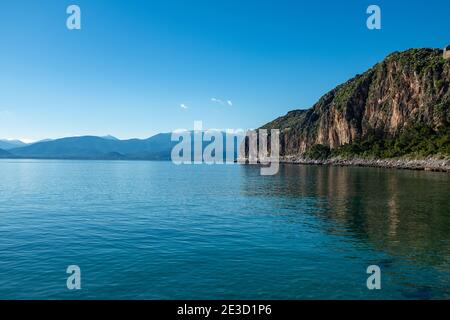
[{"xmin": 239, "ymin": 164, "xmax": 450, "ymax": 270}]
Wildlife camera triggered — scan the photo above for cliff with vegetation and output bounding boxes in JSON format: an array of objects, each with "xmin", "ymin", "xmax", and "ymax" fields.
[{"xmin": 261, "ymin": 48, "xmax": 450, "ymax": 171}]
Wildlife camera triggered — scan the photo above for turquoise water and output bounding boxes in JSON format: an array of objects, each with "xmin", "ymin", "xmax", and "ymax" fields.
[{"xmin": 0, "ymin": 159, "xmax": 448, "ymax": 299}]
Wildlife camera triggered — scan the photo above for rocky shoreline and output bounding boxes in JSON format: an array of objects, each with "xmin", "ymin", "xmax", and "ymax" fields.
[{"xmin": 279, "ymin": 156, "xmax": 450, "ymax": 172}]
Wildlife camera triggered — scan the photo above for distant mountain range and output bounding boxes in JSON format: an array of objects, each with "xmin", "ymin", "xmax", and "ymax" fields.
[
  {"xmin": 0, "ymin": 132, "xmax": 239, "ymax": 160},
  {"xmin": 0, "ymin": 139, "xmax": 28, "ymax": 150},
  {"xmin": 0, "ymin": 133, "xmax": 177, "ymax": 160},
  {"xmin": 0, "ymin": 148, "xmax": 11, "ymax": 157}
]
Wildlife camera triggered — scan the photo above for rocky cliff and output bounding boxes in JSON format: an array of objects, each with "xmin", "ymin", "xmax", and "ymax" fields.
[{"xmin": 262, "ymin": 48, "xmax": 450, "ymax": 159}]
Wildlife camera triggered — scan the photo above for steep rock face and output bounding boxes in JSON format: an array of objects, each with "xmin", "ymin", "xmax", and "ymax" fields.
[{"xmin": 262, "ymin": 48, "xmax": 450, "ymax": 156}]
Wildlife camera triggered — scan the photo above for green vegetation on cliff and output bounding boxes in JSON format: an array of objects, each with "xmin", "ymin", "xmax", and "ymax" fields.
[
  {"xmin": 304, "ymin": 126, "xmax": 449, "ymax": 160},
  {"xmin": 333, "ymin": 126, "xmax": 449, "ymax": 159}
]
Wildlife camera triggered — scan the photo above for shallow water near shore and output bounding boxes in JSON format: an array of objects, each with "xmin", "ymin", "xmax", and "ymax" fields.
[{"xmin": 0, "ymin": 159, "xmax": 449, "ymax": 299}]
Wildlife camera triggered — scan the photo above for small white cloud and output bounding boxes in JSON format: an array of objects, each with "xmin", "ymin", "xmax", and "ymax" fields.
[
  {"xmin": 211, "ymin": 98, "xmax": 233, "ymax": 106},
  {"xmin": 180, "ymin": 103, "xmax": 188, "ymax": 109}
]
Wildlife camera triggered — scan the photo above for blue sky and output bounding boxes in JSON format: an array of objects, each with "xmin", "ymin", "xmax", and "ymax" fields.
[{"xmin": 0, "ymin": 0, "xmax": 449, "ymax": 141}]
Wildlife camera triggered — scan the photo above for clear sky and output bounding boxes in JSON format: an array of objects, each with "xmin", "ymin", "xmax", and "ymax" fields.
[{"xmin": 1, "ymin": 0, "xmax": 449, "ymax": 141}]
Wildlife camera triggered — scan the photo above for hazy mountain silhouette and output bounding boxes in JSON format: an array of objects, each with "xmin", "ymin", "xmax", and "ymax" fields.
[
  {"xmin": 0, "ymin": 148, "xmax": 12, "ymax": 157},
  {"xmin": 0, "ymin": 140, "xmax": 28, "ymax": 150},
  {"xmin": 101, "ymin": 135, "xmax": 119, "ymax": 141},
  {"xmin": 4, "ymin": 131, "xmax": 239, "ymax": 161},
  {"xmin": 8, "ymin": 133, "xmax": 176, "ymax": 160}
]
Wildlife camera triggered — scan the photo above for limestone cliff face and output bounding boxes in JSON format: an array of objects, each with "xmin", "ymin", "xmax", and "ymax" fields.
[{"xmin": 262, "ymin": 48, "xmax": 450, "ymax": 156}]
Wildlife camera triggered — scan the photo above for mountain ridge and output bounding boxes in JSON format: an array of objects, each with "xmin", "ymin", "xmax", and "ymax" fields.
[
  {"xmin": 0, "ymin": 139, "xmax": 28, "ymax": 150},
  {"xmin": 2, "ymin": 131, "xmax": 238, "ymax": 161},
  {"xmin": 0, "ymin": 148, "xmax": 11, "ymax": 157},
  {"xmin": 261, "ymin": 48, "xmax": 450, "ymax": 160},
  {"xmin": 5, "ymin": 133, "xmax": 176, "ymax": 160}
]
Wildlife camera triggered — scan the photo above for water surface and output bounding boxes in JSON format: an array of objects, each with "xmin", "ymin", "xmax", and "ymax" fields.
[{"xmin": 0, "ymin": 160, "xmax": 448, "ymax": 299}]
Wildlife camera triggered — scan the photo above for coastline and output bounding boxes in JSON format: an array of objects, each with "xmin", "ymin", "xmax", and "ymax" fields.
[
  {"xmin": 1, "ymin": 156, "xmax": 449, "ymax": 172},
  {"xmin": 278, "ymin": 156, "xmax": 450, "ymax": 172}
]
